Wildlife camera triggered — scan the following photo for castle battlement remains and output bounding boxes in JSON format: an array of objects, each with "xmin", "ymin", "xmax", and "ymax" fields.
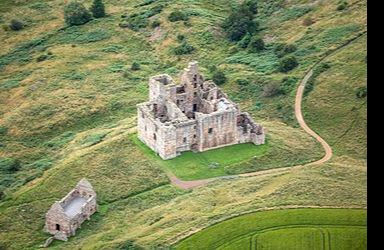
[{"xmin": 137, "ymin": 62, "xmax": 265, "ymax": 160}]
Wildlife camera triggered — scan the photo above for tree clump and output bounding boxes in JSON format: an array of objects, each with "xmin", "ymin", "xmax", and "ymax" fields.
[
  {"xmin": 90, "ymin": 0, "xmax": 106, "ymax": 18},
  {"xmin": 64, "ymin": 1, "xmax": 92, "ymax": 26},
  {"xmin": 222, "ymin": 0, "xmax": 259, "ymax": 41}
]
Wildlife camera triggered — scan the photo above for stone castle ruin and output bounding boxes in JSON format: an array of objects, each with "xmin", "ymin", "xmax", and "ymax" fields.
[
  {"xmin": 137, "ymin": 62, "xmax": 265, "ymax": 160},
  {"xmin": 44, "ymin": 178, "xmax": 97, "ymax": 242}
]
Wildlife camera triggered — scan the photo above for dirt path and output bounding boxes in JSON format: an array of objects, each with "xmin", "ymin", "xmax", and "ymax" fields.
[
  {"xmin": 169, "ymin": 68, "xmax": 332, "ymax": 189},
  {"xmin": 169, "ymin": 33, "xmax": 366, "ymax": 190}
]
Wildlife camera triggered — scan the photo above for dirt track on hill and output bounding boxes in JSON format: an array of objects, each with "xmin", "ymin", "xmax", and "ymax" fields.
[
  {"xmin": 168, "ymin": 32, "xmax": 366, "ymax": 190},
  {"xmin": 168, "ymin": 68, "xmax": 333, "ymax": 189}
]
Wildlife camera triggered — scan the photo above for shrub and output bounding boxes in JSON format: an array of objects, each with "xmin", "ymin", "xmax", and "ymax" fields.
[
  {"xmin": 303, "ymin": 17, "xmax": 315, "ymax": 26},
  {"xmin": 151, "ymin": 20, "xmax": 161, "ymax": 28},
  {"xmin": 9, "ymin": 19, "xmax": 24, "ymax": 31},
  {"xmin": 131, "ymin": 62, "xmax": 141, "ymax": 71},
  {"xmin": 262, "ymin": 82, "xmax": 281, "ymax": 97},
  {"xmin": 279, "ymin": 56, "xmax": 299, "ymax": 72},
  {"xmin": 274, "ymin": 43, "xmax": 297, "ymax": 58},
  {"xmin": 281, "ymin": 76, "xmax": 298, "ymax": 94},
  {"xmin": 337, "ymin": 1, "xmax": 348, "ymax": 11},
  {"xmin": 236, "ymin": 79, "xmax": 250, "ymax": 87},
  {"xmin": 0, "ymin": 158, "xmax": 21, "ymax": 173},
  {"xmin": 238, "ymin": 33, "xmax": 252, "ymax": 48},
  {"xmin": 121, "ymin": 15, "xmax": 149, "ymax": 31},
  {"xmin": 244, "ymin": 0, "xmax": 258, "ymax": 14},
  {"xmin": 64, "ymin": 1, "xmax": 92, "ymax": 26},
  {"xmin": 173, "ymin": 42, "xmax": 195, "ymax": 55},
  {"xmin": 248, "ymin": 36, "xmax": 265, "ymax": 52},
  {"xmin": 177, "ymin": 34, "xmax": 185, "ymax": 42},
  {"xmin": 36, "ymin": 54, "xmax": 48, "ymax": 62},
  {"xmin": 90, "ymin": 0, "xmax": 106, "ymax": 18},
  {"xmin": 212, "ymin": 70, "xmax": 227, "ymax": 85},
  {"xmin": 168, "ymin": 11, "xmax": 189, "ymax": 22},
  {"xmin": 0, "ymin": 126, "xmax": 7, "ymax": 135},
  {"xmin": 355, "ymin": 86, "xmax": 367, "ymax": 98}
]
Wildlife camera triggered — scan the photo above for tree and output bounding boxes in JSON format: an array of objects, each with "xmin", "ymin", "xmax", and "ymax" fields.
[
  {"xmin": 222, "ymin": 1, "xmax": 259, "ymax": 41},
  {"xmin": 248, "ymin": 36, "xmax": 265, "ymax": 52},
  {"xmin": 212, "ymin": 70, "xmax": 227, "ymax": 85},
  {"xmin": 90, "ymin": 0, "xmax": 106, "ymax": 18},
  {"xmin": 64, "ymin": 1, "xmax": 92, "ymax": 26},
  {"xmin": 279, "ymin": 56, "xmax": 299, "ymax": 72}
]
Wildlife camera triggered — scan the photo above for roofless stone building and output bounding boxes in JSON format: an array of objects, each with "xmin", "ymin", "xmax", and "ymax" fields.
[
  {"xmin": 137, "ymin": 61, "xmax": 265, "ymax": 160},
  {"xmin": 44, "ymin": 178, "xmax": 97, "ymax": 241}
]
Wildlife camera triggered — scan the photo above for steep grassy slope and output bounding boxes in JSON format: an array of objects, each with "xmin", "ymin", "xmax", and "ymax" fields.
[
  {"xmin": 0, "ymin": 0, "xmax": 366, "ymax": 249},
  {"xmin": 302, "ymin": 35, "xmax": 367, "ymax": 158}
]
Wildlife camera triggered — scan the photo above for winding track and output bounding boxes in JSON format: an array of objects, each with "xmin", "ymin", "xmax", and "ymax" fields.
[{"xmin": 169, "ymin": 32, "xmax": 366, "ymax": 190}]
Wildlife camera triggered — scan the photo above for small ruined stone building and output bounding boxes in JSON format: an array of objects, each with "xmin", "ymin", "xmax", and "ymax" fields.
[
  {"xmin": 44, "ymin": 178, "xmax": 97, "ymax": 241},
  {"xmin": 137, "ymin": 61, "xmax": 265, "ymax": 160}
]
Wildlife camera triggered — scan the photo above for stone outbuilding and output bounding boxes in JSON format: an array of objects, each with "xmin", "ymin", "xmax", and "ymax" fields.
[
  {"xmin": 137, "ymin": 61, "xmax": 265, "ymax": 160},
  {"xmin": 44, "ymin": 178, "xmax": 97, "ymax": 241}
]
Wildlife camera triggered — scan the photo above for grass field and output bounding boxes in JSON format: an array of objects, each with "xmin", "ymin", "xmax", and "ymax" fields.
[{"xmin": 175, "ymin": 208, "xmax": 367, "ymax": 250}]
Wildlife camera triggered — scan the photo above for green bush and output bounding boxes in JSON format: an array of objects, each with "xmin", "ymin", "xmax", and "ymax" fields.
[
  {"xmin": 212, "ymin": 70, "xmax": 227, "ymax": 85},
  {"xmin": 274, "ymin": 43, "xmax": 297, "ymax": 58},
  {"xmin": 36, "ymin": 54, "xmax": 48, "ymax": 62},
  {"xmin": 168, "ymin": 11, "xmax": 189, "ymax": 22},
  {"xmin": 248, "ymin": 36, "xmax": 265, "ymax": 52},
  {"xmin": 355, "ymin": 86, "xmax": 367, "ymax": 98},
  {"xmin": 0, "ymin": 158, "xmax": 21, "ymax": 173},
  {"xmin": 337, "ymin": 1, "xmax": 348, "ymax": 11},
  {"xmin": 281, "ymin": 76, "xmax": 298, "ymax": 94},
  {"xmin": 64, "ymin": 1, "xmax": 92, "ymax": 26},
  {"xmin": 131, "ymin": 62, "xmax": 141, "ymax": 71},
  {"xmin": 0, "ymin": 126, "xmax": 7, "ymax": 135},
  {"xmin": 151, "ymin": 20, "xmax": 161, "ymax": 28},
  {"xmin": 9, "ymin": 19, "xmax": 24, "ymax": 31},
  {"xmin": 279, "ymin": 56, "xmax": 299, "ymax": 72},
  {"xmin": 173, "ymin": 42, "xmax": 195, "ymax": 55},
  {"xmin": 90, "ymin": 0, "xmax": 106, "ymax": 18},
  {"xmin": 177, "ymin": 34, "xmax": 186, "ymax": 42}
]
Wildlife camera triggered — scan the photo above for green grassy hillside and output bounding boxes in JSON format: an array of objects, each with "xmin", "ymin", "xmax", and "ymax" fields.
[{"xmin": 0, "ymin": 0, "xmax": 366, "ymax": 249}]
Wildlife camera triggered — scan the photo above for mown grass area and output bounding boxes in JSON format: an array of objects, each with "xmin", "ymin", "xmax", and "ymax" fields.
[
  {"xmin": 131, "ymin": 119, "xmax": 323, "ymax": 180},
  {"xmin": 175, "ymin": 208, "xmax": 367, "ymax": 250},
  {"xmin": 132, "ymin": 134, "xmax": 270, "ymax": 180}
]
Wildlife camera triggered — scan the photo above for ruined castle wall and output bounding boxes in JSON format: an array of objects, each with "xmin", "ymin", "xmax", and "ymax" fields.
[
  {"xmin": 137, "ymin": 107, "xmax": 160, "ymax": 154},
  {"xmin": 175, "ymin": 121, "xmax": 197, "ymax": 152},
  {"xmin": 196, "ymin": 110, "xmax": 238, "ymax": 151},
  {"xmin": 157, "ymin": 124, "xmax": 177, "ymax": 159}
]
